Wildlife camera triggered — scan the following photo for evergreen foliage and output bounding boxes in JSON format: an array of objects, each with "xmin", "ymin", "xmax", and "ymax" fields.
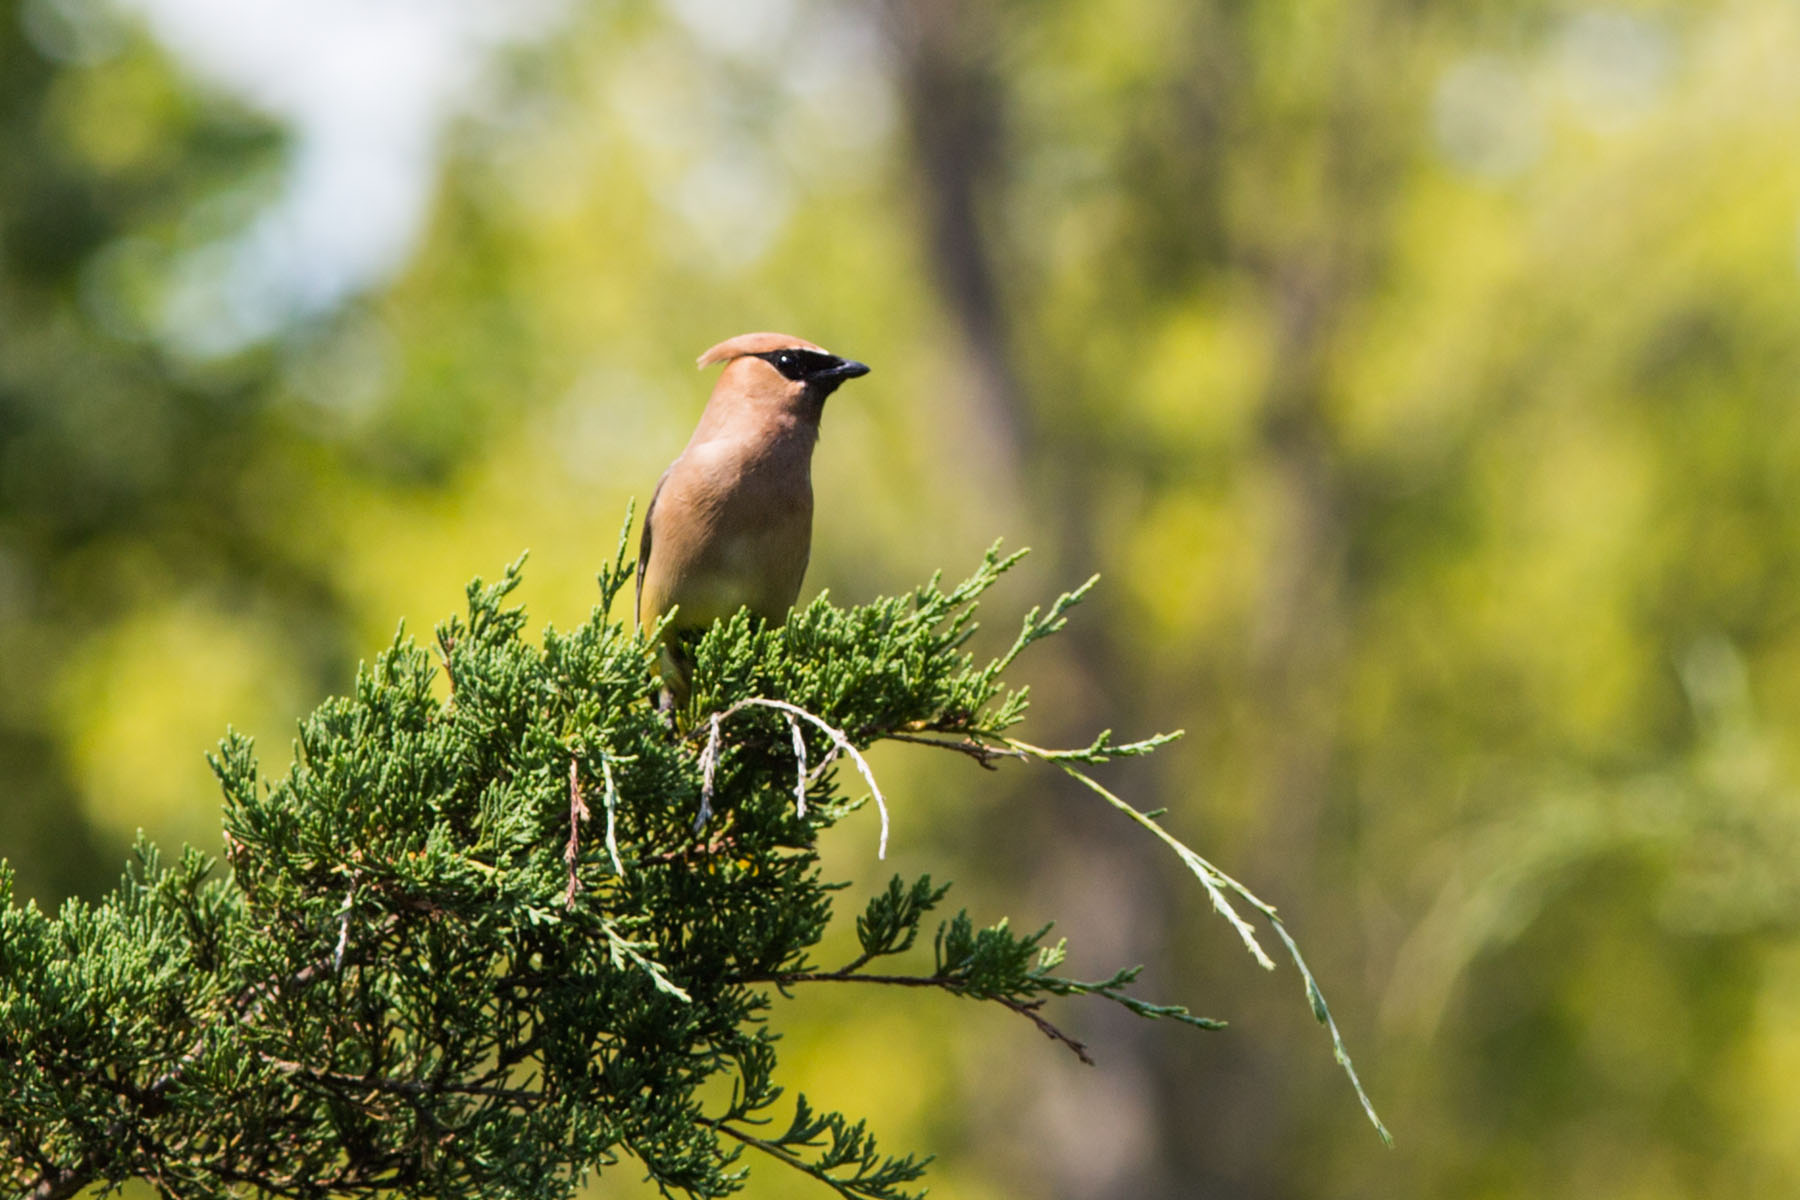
[{"xmin": 0, "ymin": 520, "xmax": 1381, "ymax": 1199}]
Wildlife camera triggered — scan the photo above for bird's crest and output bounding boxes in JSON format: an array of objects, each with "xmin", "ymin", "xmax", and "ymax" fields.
[{"xmin": 696, "ymin": 331, "xmax": 827, "ymax": 368}]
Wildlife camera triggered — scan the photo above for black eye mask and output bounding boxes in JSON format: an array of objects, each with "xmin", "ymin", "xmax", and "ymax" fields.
[{"xmin": 753, "ymin": 349, "xmax": 871, "ymax": 390}]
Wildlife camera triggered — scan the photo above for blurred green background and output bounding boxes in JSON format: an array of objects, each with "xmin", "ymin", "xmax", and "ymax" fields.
[{"xmin": 6, "ymin": 0, "xmax": 1800, "ymax": 1195}]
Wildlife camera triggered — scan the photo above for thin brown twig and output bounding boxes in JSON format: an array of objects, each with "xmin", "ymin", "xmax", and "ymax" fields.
[
  {"xmin": 643, "ymin": 830, "xmax": 743, "ymax": 864},
  {"xmin": 753, "ymin": 970, "xmax": 1093, "ymax": 1065},
  {"xmin": 992, "ymin": 995, "xmax": 1094, "ymax": 1064},
  {"xmin": 880, "ymin": 730, "xmax": 1025, "ymax": 768},
  {"xmin": 257, "ymin": 1056, "xmax": 544, "ymax": 1104},
  {"xmin": 435, "ymin": 630, "xmax": 458, "ymax": 692},
  {"xmin": 565, "ymin": 757, "xmax": 590, "ymax": 908}
]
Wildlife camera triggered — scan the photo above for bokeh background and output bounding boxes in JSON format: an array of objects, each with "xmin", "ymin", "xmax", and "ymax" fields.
[{"xmin": 6, "ymin": 0, "xmax": 1800, "ymax": 1195}]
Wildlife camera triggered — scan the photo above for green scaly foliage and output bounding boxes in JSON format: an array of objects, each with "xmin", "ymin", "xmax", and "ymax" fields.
[{"xmin": 0, "ymin": 515, "xmax": 1383, "ymax": 1200}]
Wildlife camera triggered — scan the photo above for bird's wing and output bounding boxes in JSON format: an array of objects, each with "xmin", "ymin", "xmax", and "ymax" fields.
[{"xmin": 635, "ymin": 468, "xmax": 670, "ymax": 627}]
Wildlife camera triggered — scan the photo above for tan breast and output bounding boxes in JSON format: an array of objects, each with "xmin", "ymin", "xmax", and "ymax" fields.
[{"xmin": 639, "ymin": 429, "xmax": 815, "ymax": 631}]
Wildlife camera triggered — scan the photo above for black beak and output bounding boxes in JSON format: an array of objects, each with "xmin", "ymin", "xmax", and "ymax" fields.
[{"xmin": 821, "ymin": 358, "xmax": 870, "ymax": 382}]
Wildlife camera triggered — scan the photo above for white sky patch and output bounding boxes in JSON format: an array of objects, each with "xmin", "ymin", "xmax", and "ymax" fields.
[
  {"xmin": 604, "ymin": 2, "xmax": 894, "ymax": 272},
  {"xmin": 662, "ymin": 0, "xmax": 797, "ymax": 58},
  {"xmin": 116, "ymin": 0, "xmax": 573, "ymax": 355}
]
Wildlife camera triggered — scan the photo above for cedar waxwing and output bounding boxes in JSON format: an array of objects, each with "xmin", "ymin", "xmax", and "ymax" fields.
[{"xmin": 636, "ymin": 332, "xmax": 870, "ymax": 707}]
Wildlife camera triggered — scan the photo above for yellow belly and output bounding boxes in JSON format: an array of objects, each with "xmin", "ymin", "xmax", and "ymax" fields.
[{"xmin": 664, "ymin": 523, "xmax": 807, "ymax": 629}]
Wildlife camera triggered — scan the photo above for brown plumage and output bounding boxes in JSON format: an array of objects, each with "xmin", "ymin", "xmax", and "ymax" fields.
[{"xmin": 636, "ymin": 332, "xmax": 870, "ymax": 707}]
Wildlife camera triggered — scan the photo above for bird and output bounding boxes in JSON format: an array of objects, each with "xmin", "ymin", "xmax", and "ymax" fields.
[{"xmin": 636, "ymin": 331, "xmax": 870, "ymax": 709}]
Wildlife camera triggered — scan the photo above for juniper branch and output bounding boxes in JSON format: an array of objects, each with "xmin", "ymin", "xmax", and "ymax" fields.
[{"xmin": 0, "ymin": 530, "xmax": 1389, "ymax": 1200}]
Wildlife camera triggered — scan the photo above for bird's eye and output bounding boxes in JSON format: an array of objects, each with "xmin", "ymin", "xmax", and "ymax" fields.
[{"xmin": 760, "ymin": 349, "xmax": 810, "ymax": 380}]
